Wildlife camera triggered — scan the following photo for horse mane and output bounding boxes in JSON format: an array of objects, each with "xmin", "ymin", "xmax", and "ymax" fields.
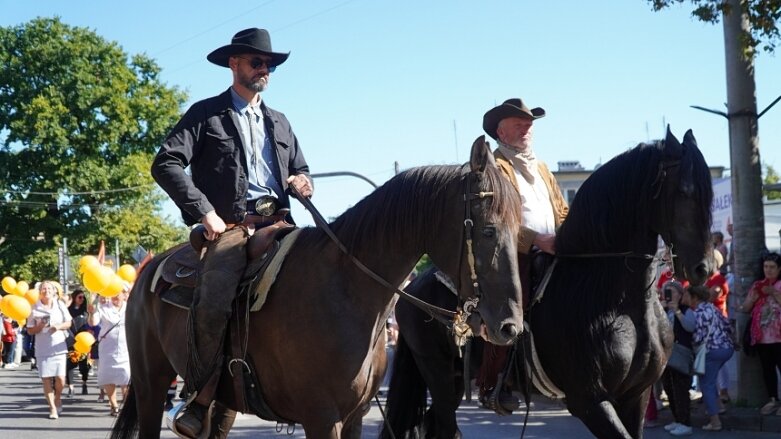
[
  {"xmin": 295, "ymin": 163, "xmax": 521, "ymax": 254},
  {"xmin": 557, "ymin": 139, "xmax": 711, "ymax": 254},
  {"xmin": 548, "ymin": 139, "xmax": 712, "ymax": 369}
]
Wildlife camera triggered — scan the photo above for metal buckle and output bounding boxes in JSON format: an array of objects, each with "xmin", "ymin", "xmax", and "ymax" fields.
[{"xmin": 254, "ymin": 196, "xmax": 279, "ymax": 216}]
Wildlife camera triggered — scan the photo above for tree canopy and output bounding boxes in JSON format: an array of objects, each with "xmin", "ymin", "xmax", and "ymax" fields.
[
  {"xmin": 649, "ymin": 0, "xmax": 781, "ymax": 53},
  {"xmin": 0, "ymin": 17, "xmax": 188, "ymax": 281}
]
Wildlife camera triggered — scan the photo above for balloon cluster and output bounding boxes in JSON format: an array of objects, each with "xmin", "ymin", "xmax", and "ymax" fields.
[
  {"xmin": 79, "ymin": 256, "xmax": 136, "ymax": 297},
  {"xmin": 1, "ymin": 276, "xmax": 36, "ymax": 322},
  {"xmin": 73, "ymin": 331, "xmax": 96, "ymax": 355}
]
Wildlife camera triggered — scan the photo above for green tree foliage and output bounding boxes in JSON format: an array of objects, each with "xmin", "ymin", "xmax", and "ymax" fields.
[
  {"xmin": 766, "ymin": 163, "xmax": 781, "ymax": 200},
  {"xmin": 648, "ymin": 0, "xmax": 781, "ymax": 53},
  {"xmin": 0, "ymin": 17, "xmax": 188, "ymax": 281}
]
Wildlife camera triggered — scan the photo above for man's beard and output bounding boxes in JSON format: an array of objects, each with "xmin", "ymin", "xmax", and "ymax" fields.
[
  {"xmin": 512, "ymin": 137, "xmax": 533, "ymax": 153},
  {"xmin": 239, "ymin": 72, "xmax": 268, "ymax": 92}
]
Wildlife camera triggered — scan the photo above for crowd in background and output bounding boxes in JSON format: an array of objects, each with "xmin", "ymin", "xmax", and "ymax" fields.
[
  {"xmin": 642, "ymin": 228, "xmax": 781, "ymax": 436},
  {"xmin": 0, "ymin": 280, "xmax": 131, "ymax": 420}
]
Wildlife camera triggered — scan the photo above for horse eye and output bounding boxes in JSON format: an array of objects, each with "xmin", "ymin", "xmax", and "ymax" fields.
[{"xmin": 482, "ymin": 226, "xmax": 496, "ymax": 238}]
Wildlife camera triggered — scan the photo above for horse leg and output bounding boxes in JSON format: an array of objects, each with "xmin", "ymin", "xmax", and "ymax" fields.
[
  {"xmin": 567, "ymin": 395, "xmax": 634, "ymax": 439},
  {"xmin": 208, "ymin": 401, "xmax": 237, "ymax": 439},
  {"xmin": 615, "ymin": 390, "xmax": 651, "ymax": 439},
  {"xmin": 415, "ymin": 356, "xmax": 461, "ymax": 438},
  {"xmin": 340, "ymin": 411, "xmax": 364, "ymax": 439},
  {"xmin": 300, "ymin": 418, "xmax": 342, "ymax": 439},
  {"xmin": 129, "ymin": 324, "xmax": 178, "ymax": 438}
]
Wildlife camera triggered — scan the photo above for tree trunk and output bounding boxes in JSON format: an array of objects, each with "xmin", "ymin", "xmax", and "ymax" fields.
[{"xmin": 723, "ymin": 0, "xmax": 765, "ymax": 406}]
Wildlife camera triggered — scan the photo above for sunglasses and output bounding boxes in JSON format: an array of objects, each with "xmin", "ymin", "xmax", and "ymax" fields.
[{"xmin": 235, "ymin": 56, "xmax": 276, "ymax": 72}]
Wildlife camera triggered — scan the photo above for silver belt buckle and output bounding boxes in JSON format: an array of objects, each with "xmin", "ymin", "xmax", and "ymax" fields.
[{"xmin": 254, "ymin": 196, "xmax": 278, "ymax": 216}]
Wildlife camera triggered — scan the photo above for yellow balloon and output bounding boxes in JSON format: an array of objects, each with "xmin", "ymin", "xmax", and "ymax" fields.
[
  {"xmin": 73, "ymin": 340, "xmax": 90, "ymax": 354},
  {"xmin": 101, "ymin": 275, "xmax": 125, "ymax": 298},
  {"xmin": 117, "ymin": 264, "xmax": 137, "ymax": 283},
  {"xmin": 1, "ymin": 295, "xmax": 32, "ymax": 322},
  {"xmin": 75, "ymin": 331, "xmax": 96, "ymax": 347},
  {"xmin": 2, "ymin": 276, "xmax": 17, "ymax": 294},
  {"xmin": 79, "ymin": 255, "xmax": 100, "ymax": 274},
  {"xmin": 24, "ymin": 289, "xmax": 40, "ymax": 305},
  {"xmin": 83, "ymin": 266, "xmax": 113, "ymax": 294},
  {"xmin": 13, "ymin": 281, "xmax": 29, "ymax": 296}
]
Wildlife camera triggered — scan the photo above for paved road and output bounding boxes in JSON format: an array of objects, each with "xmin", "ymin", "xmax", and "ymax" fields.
[{"xmin": 0, "ymin": 362, "xmax": 775, "ymax": 438}]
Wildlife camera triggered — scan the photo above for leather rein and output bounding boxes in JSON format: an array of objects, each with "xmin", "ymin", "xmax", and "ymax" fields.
[{"xmin": 289, "ymin": 177, "xmax": 490, "ymax": 336}]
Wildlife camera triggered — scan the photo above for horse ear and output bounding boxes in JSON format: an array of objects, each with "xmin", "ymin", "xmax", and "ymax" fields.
[
  {"xmin": 664, "ymin": 125, "xmax": 682, "ymax": 158},
  {"xmin": 682, "ymin": 129, "xmax": 698, "ymax": 148},
  {"xmin": 470, "ymin": 135, "xmax": 495, "ymax": 172}
]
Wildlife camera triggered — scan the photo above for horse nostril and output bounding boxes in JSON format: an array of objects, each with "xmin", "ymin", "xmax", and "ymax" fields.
[
  {"xmin": 500, "ymin": 323, "xmax": 519, "ymax": 340},
  {"xmin": 695, "ymin": 263, "xmax": 708, "ymax": 279}
]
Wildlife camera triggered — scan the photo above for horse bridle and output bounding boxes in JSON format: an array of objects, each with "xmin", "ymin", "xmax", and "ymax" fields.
[
  {"xmin": 289, "ymin": 175, "xmax": 492, "ymax": 335},
  {"xmin": 452, "ymin": 173, "xmax": 495, "ymax": 345}
]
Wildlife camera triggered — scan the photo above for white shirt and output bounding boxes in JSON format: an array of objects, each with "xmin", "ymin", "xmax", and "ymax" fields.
[
  {"xmin": 27, "ymin": 300, "xmax": 72, "ymax": 358},
  {"xmin": 512, "ymin": 165, "xmax": 556, "ymax": 235}
]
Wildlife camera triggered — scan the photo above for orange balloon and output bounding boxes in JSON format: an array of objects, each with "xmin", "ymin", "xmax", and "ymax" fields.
[
  {"xmin": 101, "ymin": 275, "xmax": 125, "ymax": 298},
  {"xmin": 2, "ymin": 276, "xmax": 17, "ymax": 294},
  {"xmin": 73, "ymin": 340, "xmax": 90, "ymax": 354},
  {"xmin": 1, "ymin": 295, "xmax": 32, "ymax": 322},
  {"xmin": 117, "ymin": 264, "xmax": 137, "ymax": 283},
  {"xmin": 74, "ymin": 331, "xmax": 96, "ymax": 347},
  {"xmin": 24, "ymin": 289, "xmax": 40, "ymax": 305},
  {"xmin": 13, "ymin": 281, "xmax": 29, "ymax": 296},
  {"xmin": 79, "ymin": 255, "xmax": 100, "ymax": 274},
  {"xmin": 83, "ymin": 266, "xmax": 113, "ymax": 294}
]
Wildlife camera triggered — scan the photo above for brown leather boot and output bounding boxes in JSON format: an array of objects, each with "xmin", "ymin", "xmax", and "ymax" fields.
[{"xmin": 175, "ymin": 401, "xmax": 208, "ymax": 438}]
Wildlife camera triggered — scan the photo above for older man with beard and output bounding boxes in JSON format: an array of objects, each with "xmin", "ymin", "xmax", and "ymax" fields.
[
  {"xmin": 476, "ymin": 98, "xmax": 569, "ymax": 414},
  {"xmin": 151, "ymin": 28, "xmax": 313, "ymax": 438}
]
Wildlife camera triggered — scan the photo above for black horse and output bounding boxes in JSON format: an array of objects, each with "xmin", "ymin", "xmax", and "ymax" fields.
[{"xmin": 382, "ymin": 128, "xmax": 714, "ymax": 439}]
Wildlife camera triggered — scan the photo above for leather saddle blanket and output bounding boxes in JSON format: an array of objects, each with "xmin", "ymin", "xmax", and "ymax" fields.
[{"xmin": 151, "ymin": 228, "xmax": 301, "ymax": 311}]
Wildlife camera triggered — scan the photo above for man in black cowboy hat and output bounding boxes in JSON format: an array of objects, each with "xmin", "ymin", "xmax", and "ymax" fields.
[
  {"xmin": 151, "ymin": 27, "xmax": 313, "ymax": 438},
  {"xmin": 476, "ymin": 98, "xmax": 569, "ymax": 414}
]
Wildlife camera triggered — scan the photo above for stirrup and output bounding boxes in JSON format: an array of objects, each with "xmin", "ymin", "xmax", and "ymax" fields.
[{"xmin": 167, "ymin": 394, "xmax": 214, "ymax": 439}]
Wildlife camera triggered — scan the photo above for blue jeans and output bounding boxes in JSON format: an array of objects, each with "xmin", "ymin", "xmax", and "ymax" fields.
[
  {"xmin": 701, "ymin": 347, "xmax": 733, "ymax": 415},
  {"xmin": 2, "ymin": 339, "xmax": 16, "ymax": 364}
]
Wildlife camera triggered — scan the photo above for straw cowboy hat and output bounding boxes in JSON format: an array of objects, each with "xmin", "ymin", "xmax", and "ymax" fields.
[
  {"xmin": 207, "ymin": 28, "xmax": 290, "ymax": 68},
  {"xmin": 483, "ymin": 98, "xmax": 546, "ymax": 140}
]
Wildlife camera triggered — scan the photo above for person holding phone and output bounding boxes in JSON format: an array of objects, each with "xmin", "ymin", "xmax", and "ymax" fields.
[{"xmin": 26, "ymin": 281, "xmax": 72, "ymax": 419}]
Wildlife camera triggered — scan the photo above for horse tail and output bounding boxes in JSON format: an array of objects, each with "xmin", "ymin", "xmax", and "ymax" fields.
[
  {"xmin": 381, "ymin": 333, "xmax": 428, "ymax": 439},
  {"xmin": 110, "ymin": 384, "xmax": 139, "ymax": 439}
]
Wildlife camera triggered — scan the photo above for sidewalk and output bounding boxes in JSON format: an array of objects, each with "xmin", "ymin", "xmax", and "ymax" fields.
[{"xmin": 648, "ymin": 351, "xmax": 781, "ymax": 434}]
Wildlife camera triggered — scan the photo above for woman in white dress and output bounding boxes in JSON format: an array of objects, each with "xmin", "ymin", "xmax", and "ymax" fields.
[
  {"xmin": 26, "ymin": 281, "xmax": 72, "ymax": 419},
  {"xmin": 88, "ymin": 289, "xmax": 130, "ymax": 416}
]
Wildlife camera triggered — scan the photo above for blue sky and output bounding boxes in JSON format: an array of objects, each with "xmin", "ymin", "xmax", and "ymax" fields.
[{"xmin": 4, "ymin": 0, "xmax": 780, "ymax": 226}]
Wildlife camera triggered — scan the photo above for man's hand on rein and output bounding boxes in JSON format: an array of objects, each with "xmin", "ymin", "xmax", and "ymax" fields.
[{"xmin": 287, "ymin": 174, "xmax": 313, "ymax": 198}]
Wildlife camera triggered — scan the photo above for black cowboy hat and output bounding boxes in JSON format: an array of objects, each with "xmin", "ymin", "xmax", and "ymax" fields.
[
  {"xmin": 207, "ymin": 28, "xmax": 290, "ymax": 68},
  {"xmin": 483, "ymin": 98, "xmax": 545, "ymax": 140}
]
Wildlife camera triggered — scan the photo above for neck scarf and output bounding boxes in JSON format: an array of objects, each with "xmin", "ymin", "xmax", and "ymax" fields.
[{"xmin": 497, "ymin": 141, "xmax": 537, "ymax": 184}]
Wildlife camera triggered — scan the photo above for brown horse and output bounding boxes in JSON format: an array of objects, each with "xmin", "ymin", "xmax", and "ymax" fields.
[{"xmin": 110, "ymin": 137, "xmax": 524, "ymax": 439}]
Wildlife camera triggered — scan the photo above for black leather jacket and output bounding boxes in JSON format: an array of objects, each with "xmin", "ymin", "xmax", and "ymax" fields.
[{"xmin": 152, "ymin": 88, "xmax": 310, "ymax": 226}]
